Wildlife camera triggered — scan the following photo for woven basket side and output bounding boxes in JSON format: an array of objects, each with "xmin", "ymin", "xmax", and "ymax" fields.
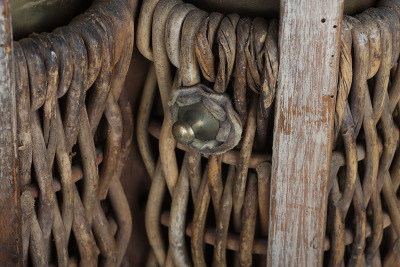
[
  {"xmin": 136, "ymin": 0, "xmax": 400, "ymax": 266},
  {"xmin": 15, "ymin": 0, "xmax": 135, "ymax": 265}
]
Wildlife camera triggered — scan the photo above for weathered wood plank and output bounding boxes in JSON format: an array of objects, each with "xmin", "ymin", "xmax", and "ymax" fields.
[
  {"xmin": 0, "ymin": 0, "xmax": 21, "ymax": 265},
  {"xmin": 267, "ymin": 0, "xmax": 344, "ymax": 266}
]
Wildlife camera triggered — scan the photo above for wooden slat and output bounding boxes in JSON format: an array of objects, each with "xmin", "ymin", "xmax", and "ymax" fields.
[
  {"xmin": 267, "ymin": 0, "xmax": 344, "ymax": 266},
  {"xmin": 0, "ymin": 0, "xmax": 21, "ymax": 265}
]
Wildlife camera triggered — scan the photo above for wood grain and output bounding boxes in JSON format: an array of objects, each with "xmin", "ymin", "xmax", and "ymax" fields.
[
  {"xmin": 0, "ymin": 0, "xmax": 21, "ymax": 265},
  {"xmin": 267, "ymin": 0, "xmax": 344, "ymax": 266}
]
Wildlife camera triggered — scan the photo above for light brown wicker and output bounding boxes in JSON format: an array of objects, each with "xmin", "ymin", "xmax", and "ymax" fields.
[
  {"xmin": 136, "ymin": 0, "xmax": 400, "ymax": 266},
  {"xmin": 14, "ymin": 0, "xmax": 135, "ymax": 265}
]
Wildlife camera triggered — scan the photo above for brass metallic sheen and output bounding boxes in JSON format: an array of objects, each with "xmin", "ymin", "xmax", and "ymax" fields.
[
  {"xmin": 172, "ymin": 101, "xmax": 220, "ymax": 145},
  {"xmin": 172, "ymin": 121, "xmax": 195, "ymax": 145}
]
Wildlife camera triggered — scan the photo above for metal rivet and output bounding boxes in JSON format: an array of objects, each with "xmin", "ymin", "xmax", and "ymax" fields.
[
  {"xmin": 172, "ymin": 101, "xmax": 220, "ymax": 146},
  {"xmin": 172, "ymin": 121, "xmax": 195, "ymax": 145}
]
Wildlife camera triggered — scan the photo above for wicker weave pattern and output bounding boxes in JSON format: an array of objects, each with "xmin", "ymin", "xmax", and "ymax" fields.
[
  {"xmin": 136, "ymin": 1, "xmax": 278, "ymax": 266},
  {"xmin": 14, "ymin": 0, "xmax": 135, "ymax": 265},
  {"xmin": 328, "ymin": 2, "xmax": 400, "ymax": 266},
  {"xmin": 136, "ymin": 0, "xmax": 400, "ymax": 266}
]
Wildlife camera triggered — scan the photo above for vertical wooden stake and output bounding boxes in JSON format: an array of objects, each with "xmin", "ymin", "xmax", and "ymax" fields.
[
  {"xmin": 0, "ymin": 0, "xmax": 21, "ymax": 265},
  {"xmin": 268, "ymin": 0, "xmax": 343, "ymax": 266}
]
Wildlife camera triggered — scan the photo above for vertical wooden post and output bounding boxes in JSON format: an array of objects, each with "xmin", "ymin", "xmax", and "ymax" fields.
[
  {"xmin": 0, "ymin": 0, "xmax": 21, "ymax": 265},
  {"xmin": 267, "ymin": 0, "xmax": 343, "ymax": 266}
]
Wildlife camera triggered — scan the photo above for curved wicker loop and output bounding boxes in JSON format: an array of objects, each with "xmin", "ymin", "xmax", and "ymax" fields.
[
  {"xmin": 14, "ymin": 0, "xmax": 135, "ymax": 265},
  {"xmin": 19, "ymin": 38, "xmax": 47, "ymax": 111},
  {"xmin": 30, "ymin": 33, "xmax": 58, "ymax": 145},
  {"xmin": 14, "ymin": 42, "xmax": 32, "ymax": 187},
  {"xmin": 82, "ymin": 10, "xmax": 115, "ymax": 135},
  {"xmin": 257, "ymin": 19, "xmax": 278, "ymax": 151},
  {"xmin": 380, "ymin": 0, "xmax": 400, "ymax": 112},
  {"xmin": 136, "ymin": 0, "xmax": 400, "ymax": 266},
  {"xmin": 153, "ymin": 0, "xmax": 181, "ymax": 111},
  {"xmin": 159, "ymin": 72, "xmax": 181, "ymax": 194},
  {"xmin": 214, "ymin": 14, "xmax": 240, "ymax": 93},
  {"xmin": 136, "ymin": 0, "xmax": 159, "ymax": 60},
  {"xmin": 355, "ymin": 13, "xmax": 381, "ymax": 79},
  {"xmin": 234, "ymin": 17, "xmax": 252, "ymax": 124},
  {"xmin": 246, "ymin": 17, "xmax": 268, "ymax": 94},
  {"xmin": 365, "ymin": 8, "xmax": 393, "ymax": 124},
  {"xmin": 57, "ymin": 27, "xmax": 89, "ymax": 151},
  {"xmin": 137, "ymin": 64, "xmax": 157, "ymax": 178},
  {"xmin": 70, "ymin": 20, "xmax": 102, "ymax": 90},
  {"xmin": 45, "ymin": 32, "xmax": 73, "ymax": 99},
  {"xmin": 166, "ymin": 3, "xmax": 198, "ymax": 68},
  {"xmin": 194, "ymin": 12, "xmax": 224, "ymax": 82},
  {"xmin": 180, "ymin": 8, "xmax": 208, "ymax": 87},
  {"xmin": 334, "ymin": 19, "xmax": 353, "ymax": 142},
  {"xmin": 260, "ymin": 20, "xmax": 278, "ymax": 113},
  {"xmin": 345, "ymin": 15, "xmax": 369, "ymax": 137},
  {"xmin": 380, "ymin": 6, "xmax": 400, "ymax": 68}
]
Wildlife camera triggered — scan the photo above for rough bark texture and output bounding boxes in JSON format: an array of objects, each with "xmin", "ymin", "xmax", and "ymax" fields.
[{"xmin": 267, "ymin": 0, "xmax": 344, "ymax": 266}]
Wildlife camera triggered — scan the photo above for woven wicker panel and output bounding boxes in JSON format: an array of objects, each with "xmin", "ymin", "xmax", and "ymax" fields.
[
  {"xmin": 327, "ymin": 2, "xmax": 400, "ymax": 265},
  {"xmin": 14, "ymin": 0, "xmax": 135, "ymax": 265},
  {"xmin": 136, "ymin": 0, "xmax": 400, "ymax": 266}
]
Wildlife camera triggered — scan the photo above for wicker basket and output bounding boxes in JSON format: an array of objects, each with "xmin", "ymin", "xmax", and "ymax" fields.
[
  {"xmin": 14, "ymin": 0, "xmax": 135, "ymax": 265},
  {"xmin": 135, "ymin": 0, "xmax": 400, "ymax": 266}
]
